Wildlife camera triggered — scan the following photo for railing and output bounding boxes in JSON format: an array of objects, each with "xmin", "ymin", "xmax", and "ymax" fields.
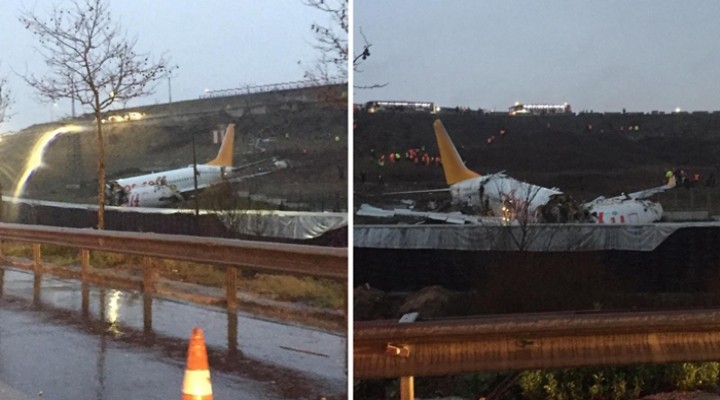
[
  {"xmin": 0, "ymin": 223, "xmax": 346, "ymax": 314},
  {"xmin": 199, "ymin": 78, "xmax": 346, "ymax": 99},
  {"xmin": 0, "ymin": 223, "xmax": 348, "ymax": 391},
  {"xmin": 355, "ymin": 309, "xmax": 720, "ymax": 398}
]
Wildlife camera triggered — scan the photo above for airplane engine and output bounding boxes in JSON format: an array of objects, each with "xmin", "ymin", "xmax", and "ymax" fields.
[{"xmin": 123, "ymin": 185, "xmax": 183, "ymax": 208}]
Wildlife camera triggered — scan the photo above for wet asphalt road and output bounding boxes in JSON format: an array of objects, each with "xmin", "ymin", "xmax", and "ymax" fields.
[{"xmin": 0, "ymin": 268, "xmax": 347, "ymax": 399}]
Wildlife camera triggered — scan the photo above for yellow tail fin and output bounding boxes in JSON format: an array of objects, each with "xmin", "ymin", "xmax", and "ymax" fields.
[
  {"xmin": 206, "ymin": 123, "xmax": 235, "ymax": 166},
  {"xmin": 433, "ymin": 120, "xmax": 480, "ymax": 185}
]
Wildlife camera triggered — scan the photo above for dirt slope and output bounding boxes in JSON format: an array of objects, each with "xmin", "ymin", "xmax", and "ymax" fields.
[
  {"xmin": 0, "ymin": 95, "xmax": 346, "ymax": 210},
  {"xmin": 354, "ymin": 111, "xmax": 720, "ymax": 202}
]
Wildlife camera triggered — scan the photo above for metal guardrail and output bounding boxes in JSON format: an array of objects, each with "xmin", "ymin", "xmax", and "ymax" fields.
[
  {"xmin": 0, "ymin": 222, "xmax": 347, "ymax": 331},
  {"xmin": 199, "ymin": 78, "xmax": 346, "ymax": 99},
  {"xmin": 0, "ymin": 223, "xmax": 348, "ymax": 383},
  {"xmin": 0, "ymin": 223, "xmax": 347, "ymax": 281},
  {"xmin": 355, "ymin": 309, "xmax": 720, "ymax": 379}
]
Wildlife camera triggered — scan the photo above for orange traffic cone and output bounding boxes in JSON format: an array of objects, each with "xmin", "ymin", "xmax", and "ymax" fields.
[{"xmin": 182, "ymin": 327, "xmax": 213, "ymax": 400}]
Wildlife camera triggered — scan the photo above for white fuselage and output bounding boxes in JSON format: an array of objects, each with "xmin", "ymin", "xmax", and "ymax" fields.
[
  {"xmin": 449, "ymin": 173, "xmax": 663, "ymax": 224},
  {"xmin": 584, "ymin": 197, "xmax": 663, "ymax": 224},
  {"xmin": 450, "ymin": 173, "xmax": 562, "ymax": 220},
  {"xmin": 116, "ymin": 164, "xmax": 227, "ymax": 194}
]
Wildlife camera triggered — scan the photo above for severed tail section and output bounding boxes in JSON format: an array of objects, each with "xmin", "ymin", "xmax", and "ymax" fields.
[
  {"xmin": 206, "ymin": 123, "xmax": 235, "ymax": 167},
  {"xmin": 433, "ymin": 120, "xmax": 480, "ymax": 185}
]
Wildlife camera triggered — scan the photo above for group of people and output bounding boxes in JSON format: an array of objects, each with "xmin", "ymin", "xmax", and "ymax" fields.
[
  {"xmin": 665, "ymin": 168, "xmax": 716, "ymax": 188},
  {"xmin": 371, "ymin": 147, "xmax": 442, "ymax": 167},
  {"xmin": 486, "ymin": 129, "xmax": 507, "ymax": 145}
]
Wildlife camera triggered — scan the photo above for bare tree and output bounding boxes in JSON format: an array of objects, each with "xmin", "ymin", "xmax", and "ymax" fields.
[
  {"xmin": 19, "ymin": 0, "xmax": 174, "ymax": 229},
  {"xmin": 303, "ymin": 0, "xmax": 386, "ymax": 93},
  {"xmin": 0, "ymin": 75, "xmax": 10, "ymax": 126},
  {"xmin": 303, "ymin": 0, "xmax": 348, "ymax": 82}
]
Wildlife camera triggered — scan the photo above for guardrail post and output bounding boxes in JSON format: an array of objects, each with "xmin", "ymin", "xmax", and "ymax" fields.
[
  {"xmin": 32, "ymin": 242, "xmax": 43, "ymax": 306},
  {"xmin": 33, "ymin": 243, "xmax": 41, "ymax": 274},
  {"xmin": 400, "ymin": 377, "xmax": 414, "ymax": 400},
  {"xmin": 225, "ymin": 267, "xmax": 238, "ymax": 311},
  {"xmin": 140, "ymin": 257, "xmax": 156, "ymax": 339},
  {"xmin": 397, "ymin": 312, "xmax": 418, "ymax": 400},
  {"xmin": 81, "ymin": 249, "xmax": 90, "ymax": 282},
  {"xmin": 227, "ymin": 311, "xmax": 238, "ymax": 359},
  {"xmin": 81, "ymin": 283, "xmax": 89, "ymax": 318},
  {"xmin": 142, "ymin": 257, "xmax": 154, "ymax": 294},
  {"xmin": 143, "ymin": 292, "xmax": 153, "ymax": 337},
  {"xmin": 33, "ymin": 273, "xmax": 42, "ymax": 306}
]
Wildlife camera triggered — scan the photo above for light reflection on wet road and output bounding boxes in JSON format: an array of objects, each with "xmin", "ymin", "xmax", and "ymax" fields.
[{"xmin": 0, "ymin": 268, "xmax": 347, "ymax": 399}]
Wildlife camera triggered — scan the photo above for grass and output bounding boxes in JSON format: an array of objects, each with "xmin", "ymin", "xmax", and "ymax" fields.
[{"xmin": 235, "ymin": 274, "xmax": 345, "ymax": 309}]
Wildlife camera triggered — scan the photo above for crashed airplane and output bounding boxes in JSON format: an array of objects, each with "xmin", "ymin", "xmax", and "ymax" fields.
[
  {"xmin": 359, "ymin": 120, "xmax": 673, "ymax": 224},
  {"xmin": 105, "ymin": 123, "xmax": 239, "ymax": 208}
]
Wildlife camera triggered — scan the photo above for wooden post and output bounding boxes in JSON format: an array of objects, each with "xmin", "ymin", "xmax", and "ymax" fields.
[{"xmin": 225, "ymin": 267, "xmax": 238, "ymax": 311}]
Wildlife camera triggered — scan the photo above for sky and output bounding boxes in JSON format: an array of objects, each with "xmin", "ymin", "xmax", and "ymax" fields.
[
  {"xmin": 353, "ymin": 1, "xmax": 720, "ymax": 114},
  {"xmin": 0, "ymin": 0, "xmax": 340, "ymax": 133}
]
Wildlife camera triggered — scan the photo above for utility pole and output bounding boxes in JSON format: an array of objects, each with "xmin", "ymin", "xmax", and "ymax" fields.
[{"xmin": 168, "ymin": 76, "xmax": 172, "ymax": 103}]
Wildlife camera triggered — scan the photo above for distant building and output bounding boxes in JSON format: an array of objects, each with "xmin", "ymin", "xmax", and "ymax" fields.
[
  {"xmin": 365, "ymin": 100, "xmax": 439, "ymax": 113},
  {"xmin": 509, "ymin": 102, "xmax": 572, "ymax": 116}
]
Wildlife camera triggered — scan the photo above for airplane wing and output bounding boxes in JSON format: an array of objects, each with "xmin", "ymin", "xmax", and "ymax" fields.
[
  {"xmin": 227, "ymin": 157, "xmax": 274, "ymax": 172},
  {"xmin": 627, "ymin": 182, "xmax": 675, "ymax": 199},
  {"xmin": 378, "ymin": 188, "xmax": 451, "ymax": 196},
  {"xmin": 226, "ymin": 170, "xmax": 276, "ymax": 183},
  {"xmin": 588, "ymin": 182, "xmax": 675, "ymax": 204},
  {"xmin": 356, "ymin": 203, "xmax": 506, "ymax": 225}
]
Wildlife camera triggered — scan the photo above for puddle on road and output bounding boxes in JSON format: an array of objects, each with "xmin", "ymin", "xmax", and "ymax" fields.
[{"xmin": 0, "ymin": 268, "xmax": 347, "ymax": 398}]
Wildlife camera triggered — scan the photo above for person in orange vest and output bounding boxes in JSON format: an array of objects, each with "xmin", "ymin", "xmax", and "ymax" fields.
[
  {"xmin": 692, "ymin": 173, "xmax": 701, "ymax": 187},
  {"xmin": 389, "ymin": 152, "xmax": 395, "ymax": 163}
]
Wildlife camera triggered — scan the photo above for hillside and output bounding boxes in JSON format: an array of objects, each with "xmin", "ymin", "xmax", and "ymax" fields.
[
  {"xmin": 353, "ymin": 111, "xmax": 720, "ymax": 205},
  {"xmin": 0, "ymin": 86, "xmax": 347, "ymax": 211}
]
